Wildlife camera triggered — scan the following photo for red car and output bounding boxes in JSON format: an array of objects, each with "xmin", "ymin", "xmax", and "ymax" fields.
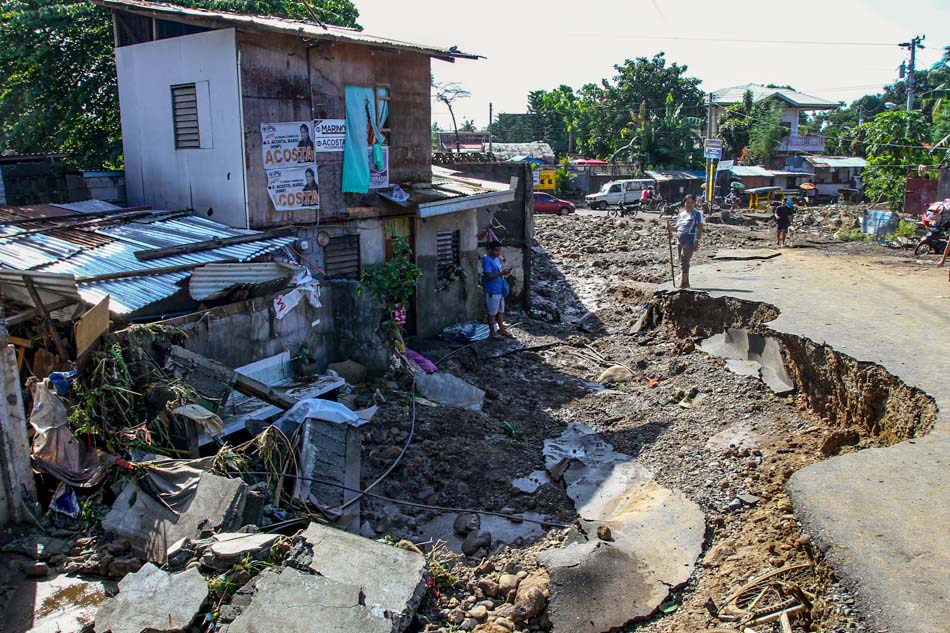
[{"xmin": 533, "ymin": 192, "xmax": 575, "ymax": 215}]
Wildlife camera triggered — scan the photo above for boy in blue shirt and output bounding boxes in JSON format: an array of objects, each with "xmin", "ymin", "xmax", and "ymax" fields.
[{"xmin": 482, "ymin": 240, "xmax": 512, "ymax": 337}]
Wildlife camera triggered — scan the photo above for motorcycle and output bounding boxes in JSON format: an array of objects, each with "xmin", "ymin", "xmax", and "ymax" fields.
[
  {"xmin": 607, "ymin": 202, "xmax": 640, "ymax": 218},
  {"xmin": 915, "ymin": 224, "xmax": 948, "ymax": 257}
]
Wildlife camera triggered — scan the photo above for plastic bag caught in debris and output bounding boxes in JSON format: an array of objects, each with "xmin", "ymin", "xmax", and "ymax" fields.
[
  {"xmin": 172, "ymin": 404, "xmax": 224, "ymax": 434},
  {"xmin": 30, "ymin": 378, "xmax": 81, "ymax": 472},
  {"xmin": 274, "ymin": 398, "xmax": 377, "ymax": 430},
  {"xmin": 50, "ymin": 483, "xmax": 80, "ymax": 518}
]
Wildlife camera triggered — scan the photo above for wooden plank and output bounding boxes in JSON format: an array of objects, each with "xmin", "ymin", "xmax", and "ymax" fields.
[
  {"xmin": 4, "ymin": 297, "xmax": 78, "ymax": 326},
  {"xmin": 74, "ymin": 296, "xmax": 110, "ymax": 356},
  {"xmin": 134, "ymin": 227, "xmax": 293, "ymax": 261},
  {"xmin": 23, "ymin": 276, "xmax": 70, "ymax": 360}
]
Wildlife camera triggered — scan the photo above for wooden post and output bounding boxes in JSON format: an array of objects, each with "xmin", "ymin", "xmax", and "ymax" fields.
[
  {"xmin": 22, "ymin": 277, "xmax": 70, "ymax": 361},
  {"xmin": 666, "ymin": 218, "xmax": 676, "ymax": 285}
]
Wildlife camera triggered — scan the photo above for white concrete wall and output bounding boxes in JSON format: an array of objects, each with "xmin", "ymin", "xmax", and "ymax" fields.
[{"xmin": 116, "ymin": 29, "xmax": 248, "ymax": 228}]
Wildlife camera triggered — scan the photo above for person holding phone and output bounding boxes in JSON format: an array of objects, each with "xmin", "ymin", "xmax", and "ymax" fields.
[{"xmin": 482, "ymin": 240, "xmax": 512, "ymax": 337}]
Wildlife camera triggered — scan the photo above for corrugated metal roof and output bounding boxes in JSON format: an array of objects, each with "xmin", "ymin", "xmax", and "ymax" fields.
[
  {"xmin": 0, "ymin": 213, "xmax": 294, "ymax": 315},
  {"xmin": 712, "ymin": 84, "xmax": 838, "ymax": 109},
  {"xmin": 646, "ymin": 170, "xmax": 703, "ymax": 181},
  {"xmin": 730, "ymin": 166, "xmax": 774, "ymax": 177},
  {"xmin": 189, "ymin": 262, "xmax": 295, "ymax": 301},
  {"xmin": 51, "ymin": 200, "xmax": 123, "ymax": 213},
  {"xmin": 93, "ymin": 0, "xmax": 481, "ymax": 60},
  {"xmin": 803, "ymin": 155, "xmax": 867, "ymax": 168}
]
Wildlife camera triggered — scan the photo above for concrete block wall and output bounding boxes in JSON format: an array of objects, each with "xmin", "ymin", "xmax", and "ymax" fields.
[
  {"xmin": 413, "ymin": 210, "xmax": 482, "ymax": 338},
  {"xmin": 447, "ymin": 162, "xmax": 533, "ymax": 308}
]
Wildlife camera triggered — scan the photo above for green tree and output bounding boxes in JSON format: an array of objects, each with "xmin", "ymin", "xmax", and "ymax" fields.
[
  {"xmin": 529, "ymin": 53, "xmax": 703, "ymax": 162},
  {"xmin": 861, "ymin": 110, "xmax": 934, "ymax": 210},
  {"xmin": 491, "ymin": 113, "xmax": 535, "ymax": 143},
  {"xmin": 0, "ymin": 0, "xmax": 360, "ymax": 168},
  {"xmin": 458, "ymin": 119, "xmax": 477, "ymax": 132},
  {"xmin": 718, "ymin": 90, "xmax": 755, "ymax": 160},
  {"xmin": 746, "ymin": 100, "xmax": 784, "ymax": 165}
]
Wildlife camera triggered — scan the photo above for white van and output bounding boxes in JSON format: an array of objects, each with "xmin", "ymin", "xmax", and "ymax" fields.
[{"xmin": 585, "ymin": 179, "xmax": 657, "ymax": 209}]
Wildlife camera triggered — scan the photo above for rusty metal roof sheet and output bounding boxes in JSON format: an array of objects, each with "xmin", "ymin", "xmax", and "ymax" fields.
[
  {"xmin": 92, "ymin": 0, "xmax": 481, "ymax": 60},
  {"xmin": 0, "ymin": 213, "xmax": 294, "ymax": 315},
  {"xmin": 802, "ymin": 155, "xmax": 867, "ymax": 168}
]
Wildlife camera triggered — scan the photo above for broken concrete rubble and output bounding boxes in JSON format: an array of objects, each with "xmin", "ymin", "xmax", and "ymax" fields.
[
  {"xmin": 699, "ymin": 327, "xmax": 795, "ymax": 394},
  {"xmin": 299, "ymin": 522, "xmax": 430, "ymax": 632},
  {"xmin": 538, "ymin": 423, "xmax": 705, "ymax": 632},
  {"xmin": 94, "ymin": 563, "xmax": 208, "ymax": 633},
  {"xmin": 226, "ymin": 566, "xmax": 396, "ymax": 633},
  {"xmin": 200, "ymin": 532, "xmax": 281, "ymax": 570},
  {"xmin": 414, "ymin": 371, "xmax": 485, "ymax": 411},
  {"xmin": 102, "ymin": 472, "xmax": 247, "ymax": 564},
  {"xmin": 217, "ymin": 522, "xmax": 430, "ymax": 632}
]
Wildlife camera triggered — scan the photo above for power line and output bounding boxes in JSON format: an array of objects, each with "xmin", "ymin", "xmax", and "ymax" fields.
[{"xmin": 563, "ymin": 33, "xmax": 899, "ymax": 47}]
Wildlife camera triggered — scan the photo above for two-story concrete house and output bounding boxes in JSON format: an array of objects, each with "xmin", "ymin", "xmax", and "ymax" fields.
[
  {"xmin": 93, "ymin": 0, "xmax": 520, "ymax": 336},
  {"xmin": 710, "ymin": 83, "xmax": 838, "ymax": 158}
]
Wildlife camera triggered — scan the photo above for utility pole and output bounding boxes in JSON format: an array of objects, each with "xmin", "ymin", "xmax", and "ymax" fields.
[
  {"xmin": 488, "ymin": 102, "xmax": 493, "ymax": 155},
  {"xmin": 899, "ymin": 35, "xmax": 925, "ymax": 110},
  {"xmin": 705, "ymin": 92, "xmax": 714, "ymax": 203}
]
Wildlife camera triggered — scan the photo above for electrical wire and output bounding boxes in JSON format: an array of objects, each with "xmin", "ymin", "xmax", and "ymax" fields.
[
  {"xmin": 335, "ymin": 382, "xmax": 416, "ymax": 512},
  {"xmin": 562, "ymin": 33, "xmax": 902, "ymax": 47},
  {"xmin": 231, "ymin": 470, "xmax": 570, "ymax": 529}
]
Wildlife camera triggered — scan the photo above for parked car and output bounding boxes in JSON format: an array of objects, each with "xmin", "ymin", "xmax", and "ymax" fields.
[
  {"xmin": 533, "ymin": 192, "xmax": 575, "ymax": 215},
  {"xmin": 584, "ymin": 178, "xmax": 657, "ymax": 209}
]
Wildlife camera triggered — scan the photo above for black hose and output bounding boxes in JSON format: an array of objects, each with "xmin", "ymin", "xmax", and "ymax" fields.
[{"xmin": 232, "ymin": 470, "xmax": 569, "ymax": 529}]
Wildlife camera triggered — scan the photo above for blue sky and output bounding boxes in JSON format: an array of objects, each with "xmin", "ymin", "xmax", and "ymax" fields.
[{"xmin": 356, "ymin": 0, "xmax": 949, "ymax": 129}]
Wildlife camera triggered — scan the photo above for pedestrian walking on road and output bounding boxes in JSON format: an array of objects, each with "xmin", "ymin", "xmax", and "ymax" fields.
[
  {"xmin": 675, "ymin": 194, "xmax": 704, "ymax": 289},
  {"xmin": 482, "ymin": 240, "xmax": 512, "ymax": 337},
  {"xmin": 776, "ymin": 198, "xmax": 794, "ymax": 247}
]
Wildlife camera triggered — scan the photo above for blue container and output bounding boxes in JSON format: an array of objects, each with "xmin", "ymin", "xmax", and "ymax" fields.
[{"xmin": 862, "ymin": 210, "xmax": 897, "ymax": 238}]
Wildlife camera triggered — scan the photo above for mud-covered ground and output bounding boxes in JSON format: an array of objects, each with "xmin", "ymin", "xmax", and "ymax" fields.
[{"xmin": 355, "ymin": 207, "xmax": 916, "ymax": 633}]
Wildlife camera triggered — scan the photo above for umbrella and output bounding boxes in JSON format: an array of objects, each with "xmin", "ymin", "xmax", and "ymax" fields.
[
  {"xmin": 730, "ymin": 181, "xmax": 745, "ymax": 189},
  {"xmin": 799, "ymin": 182, "xmax": 816, "ymax": 190}
]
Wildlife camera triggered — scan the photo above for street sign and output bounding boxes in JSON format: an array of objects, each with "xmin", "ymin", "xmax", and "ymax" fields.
[{"xmin": 704, "ymin": 138, "xmax": 722, "ymax": 160}]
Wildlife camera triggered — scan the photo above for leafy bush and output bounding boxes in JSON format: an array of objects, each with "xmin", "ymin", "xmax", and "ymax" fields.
[
  {"xmin": 896, "ymin": 219, "xmax": 917, "ymax": 238},
  {"xmin": 358, "ymin": 236, "xmax": 421, "ymax": 318},
  {"xmin": 835, "ymin": 227, "xmax": 872, "ymax": 242}
]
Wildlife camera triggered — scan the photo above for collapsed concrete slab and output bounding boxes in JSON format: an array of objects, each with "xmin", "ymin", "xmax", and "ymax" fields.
[
  {"xmin": 222, "ymin": 523, "xmax": 429, "ymax": 633},
  {"xmin": 414, "ymin": 371, "xmax": 485, "ymax": 411},
  {"xmin": 538, "ymin": 423, "xmax": 704, "ymax": 633},
  {"xmin": 94, "ymin": 563, "xmax": 207, "ymax": 633},
  {"xmin": 300, "ymin": 522, "xmax": 430, "ymax": 631},
  {"xmin": 699, "ymin": 327, "xmax": 794, "ymax": 394},
  {"xmin": 226, "ymin": 567, "xmax": 393, "ymax": 633},
  {"xmin": 102, "ymin": 472, "xmax": 247, "ymax": 564}
]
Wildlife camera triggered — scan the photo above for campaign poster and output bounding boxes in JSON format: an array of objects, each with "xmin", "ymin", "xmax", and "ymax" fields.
[
  {"xmin": 312, "ymin": 119, "xmax": 346, "ymax": 152},
  {"xmin": 266, "ymin": 166, "xmax": 319, "ymax": 211},
  {"xmin": 261, "ymin": 122, "xmax": 317, "ymax": 170},
  {"xmin": 369, "ymin": 146, "xmax": 390, "ymax": 189}
]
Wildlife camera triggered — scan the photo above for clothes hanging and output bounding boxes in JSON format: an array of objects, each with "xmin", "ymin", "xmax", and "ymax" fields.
[{"xmin": 342, "ymin": 86, "xmax": 385, "ymax": 193}]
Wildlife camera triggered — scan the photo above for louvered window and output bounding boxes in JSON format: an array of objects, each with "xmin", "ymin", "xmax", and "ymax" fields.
[
  {"xmin": 436, "ymin": 231, "xmax": 460, "ymax": 269},
  {"xmin": 324, "ymin": 234, "xmax": 361, "ymax": 279},
  {"xmin": 171, "ymin": 84, "xmax": 200, "ymax": 149}
]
